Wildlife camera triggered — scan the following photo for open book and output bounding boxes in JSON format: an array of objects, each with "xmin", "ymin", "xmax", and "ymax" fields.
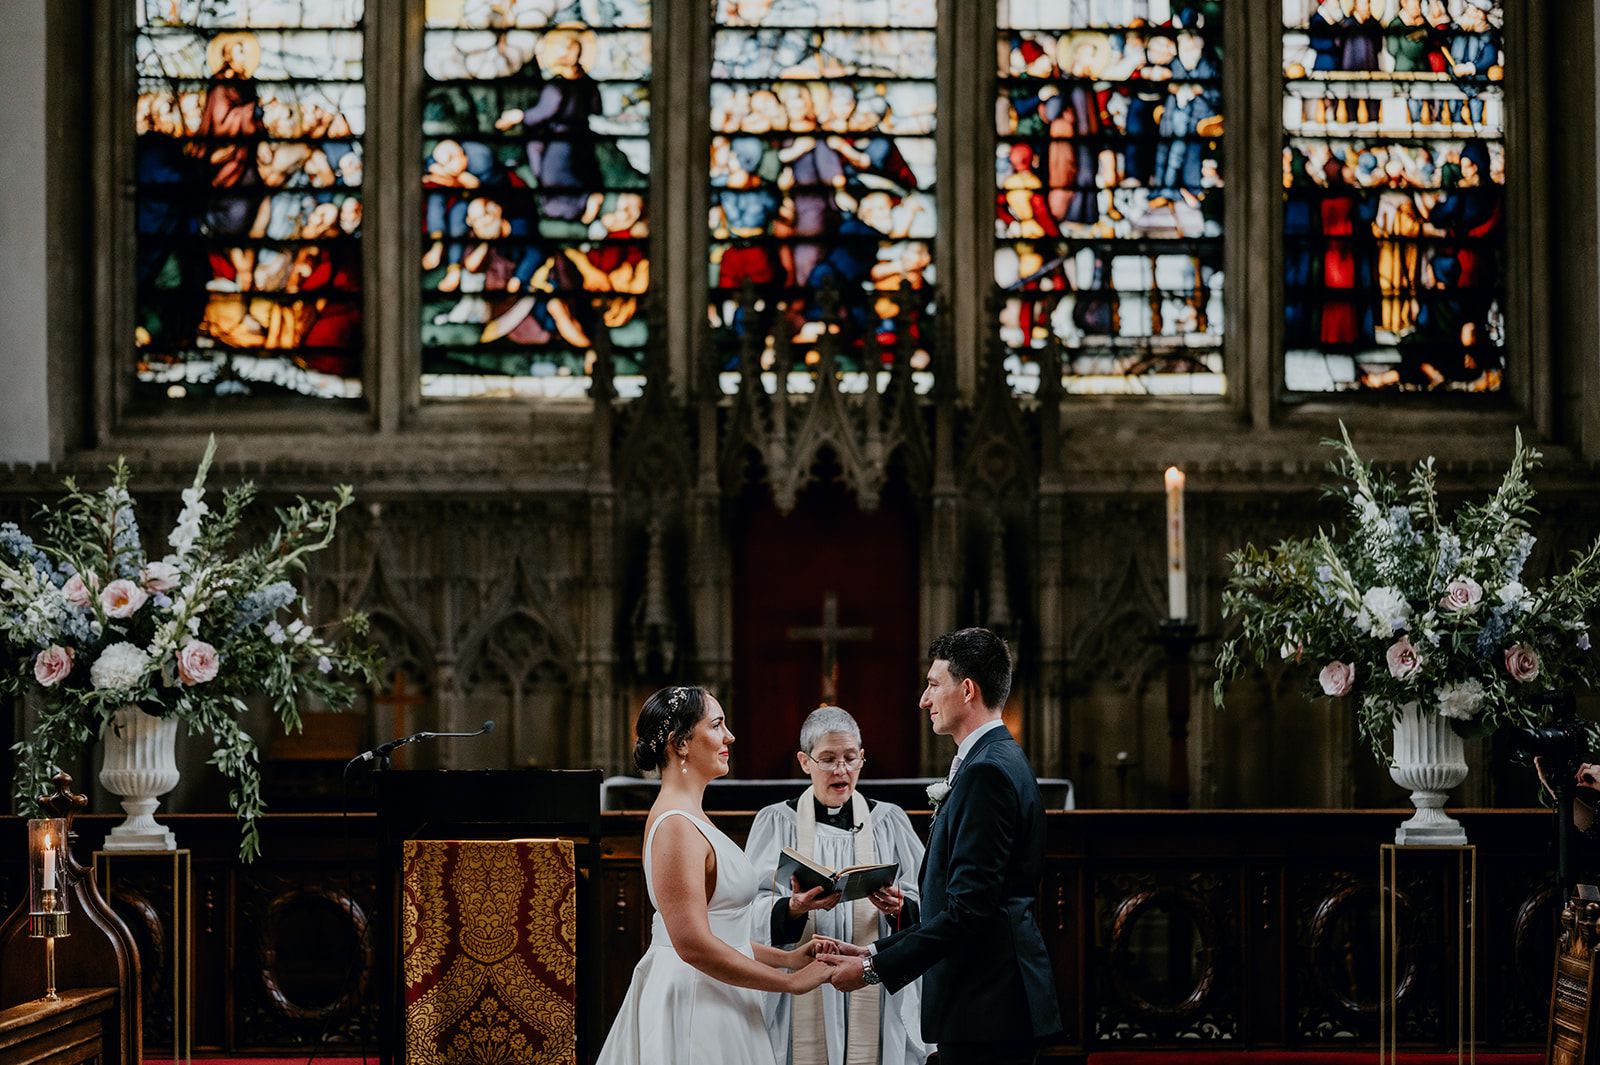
[{"xmin": 775, "ymin": 847, "xmax": 898, "ymax": 903}]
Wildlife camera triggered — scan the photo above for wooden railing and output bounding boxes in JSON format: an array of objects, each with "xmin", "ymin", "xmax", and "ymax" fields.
[{"xmin": 0, "ymin": 809, "xmax": 1562, "ymax": 1060}]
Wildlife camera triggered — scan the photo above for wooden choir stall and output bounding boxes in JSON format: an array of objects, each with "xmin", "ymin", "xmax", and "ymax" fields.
[{"xmin": 0, "ymin": 773, "xmax": 140, "ymax": 1065}]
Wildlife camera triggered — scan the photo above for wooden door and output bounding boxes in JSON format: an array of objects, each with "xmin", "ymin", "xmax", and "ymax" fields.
[{"xmin": 731, "ymin": 480, "xmax": 922, "ymax": 780}]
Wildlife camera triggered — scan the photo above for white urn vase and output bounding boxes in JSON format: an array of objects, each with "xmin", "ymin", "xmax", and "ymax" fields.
[
  {"xmin": 1388, "ymin": 701, "xmax": 1469, "ymax": 846},
  {"xmin": 99, "ymin": 705, "xmax": 180, "ymax": 851}
]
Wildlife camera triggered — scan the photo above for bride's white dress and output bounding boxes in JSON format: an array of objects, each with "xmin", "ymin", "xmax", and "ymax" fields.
[{"xmin": 596, "ymin": 808, "xmax": 779, "ymax": 1065}]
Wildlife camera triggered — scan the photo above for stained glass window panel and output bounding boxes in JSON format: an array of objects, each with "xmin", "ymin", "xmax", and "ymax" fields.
[
  {"xmin": 422, "ymin": 0, "xmax": 650, "ymax": 400},
  {"xmin": 997, "ymin": 0, "xmax": 1225, "ymax": 397},
  {"xmin": 1282, "ymin": 0, "xmax": 1505, "ymax": 393},
  {"xmin": 134, "ymin": 1, "xmax": 365, "ymax": 402},
  {"xmin": 710, "ymin": 0, "xmax": 938, "ymax": 393}
]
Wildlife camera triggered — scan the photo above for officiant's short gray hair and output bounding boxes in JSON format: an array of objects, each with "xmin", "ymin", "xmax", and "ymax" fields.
[{"xmin": 799, "ymin": 706, "xmax": 861, "ymax": 753}]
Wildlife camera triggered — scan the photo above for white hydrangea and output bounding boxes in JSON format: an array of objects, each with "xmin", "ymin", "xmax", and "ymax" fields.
[
  {"xmin": 89, "ymin": 642, "xmax": 152, "ymax": 691},
  {"xmin": 1361, "ymin": 586, "xmax": 1412, "ymax": 638},
  {"xmin": 1496, "ymin": 581, "xmax": 1533, "ymax": 614},
  {"xmin": 1436, "ymin": 678, "xmax": 1487, "ymax": 720}
]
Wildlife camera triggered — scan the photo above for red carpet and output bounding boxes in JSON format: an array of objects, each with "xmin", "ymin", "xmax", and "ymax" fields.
[{"xmin": 1088, "ymin": 1049, "xmax": 1536, "ymax": 1055}]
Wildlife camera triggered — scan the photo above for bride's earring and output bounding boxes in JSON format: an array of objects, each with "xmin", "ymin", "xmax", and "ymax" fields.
[{"xmin": 680, "ymin": 756, "xmax": 688, "ymax": 774}]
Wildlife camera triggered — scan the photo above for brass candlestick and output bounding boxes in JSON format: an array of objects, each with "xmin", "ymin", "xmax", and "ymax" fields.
[{"xmin": 27, "ymin": 818, "xmax": 70, "ymax": 1003}]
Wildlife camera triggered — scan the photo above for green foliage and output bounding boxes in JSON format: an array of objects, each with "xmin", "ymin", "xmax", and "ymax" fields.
[
  {"xmin": 0, "ymin": 437, "xmax": 383, "ymax": 860},
  {"xmin": 1214, "ymin": 426, "xmax": 1600, "ymax": 753}
]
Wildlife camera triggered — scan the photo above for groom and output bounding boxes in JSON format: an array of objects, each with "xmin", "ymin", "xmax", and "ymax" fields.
[{"xmin": 817, "ymin": 627, "xmax": 1061, "ymax": 1064}]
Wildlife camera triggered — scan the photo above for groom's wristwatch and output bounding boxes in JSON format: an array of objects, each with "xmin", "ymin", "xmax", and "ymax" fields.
[{"xmin": 860, "ymin": 955, "xmax": 881, "ymax": 985}]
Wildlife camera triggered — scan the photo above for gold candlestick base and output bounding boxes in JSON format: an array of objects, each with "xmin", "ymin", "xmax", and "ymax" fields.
[
  {"xmin": 42, "ymin": 937, "xmax": 58, "ymax": 1002},
  {"xmin": 30, "ymin": 887, "xmax": 68, "ymax": 1002}
]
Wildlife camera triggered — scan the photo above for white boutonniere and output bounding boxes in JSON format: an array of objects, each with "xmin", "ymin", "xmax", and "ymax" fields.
[{"xmin": 926, "ymin": 780, "xmax": 951, "ymax": 811}]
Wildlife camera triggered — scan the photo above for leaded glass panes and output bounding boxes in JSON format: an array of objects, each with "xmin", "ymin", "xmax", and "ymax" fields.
[
  {"xmin": 423, "ymin": 0, "xmax": 650, "ymax": 400},
  {"xmin": 1282, "ymin": 0, "xmax": 1505, "ymax": 393},
  {"xmin": 134, "ymin": 1, "xmax": 365, "ymax": 402},
  {"xmin": 997, "ymin": 0, "xmax": 1225, "ymax": 396},
  {"xmin": 710, "ymin": 0, "xmax": 937, "ymax": 393}
]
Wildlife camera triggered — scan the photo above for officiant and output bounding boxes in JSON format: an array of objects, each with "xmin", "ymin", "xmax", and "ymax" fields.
[{"xmin": 745, "ymin": 705, "xmax": 930, "ymax": 1065}]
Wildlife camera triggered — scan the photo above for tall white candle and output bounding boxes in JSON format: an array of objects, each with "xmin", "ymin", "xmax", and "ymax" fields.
[
  {"xmin": 1165, "ymin": 466, "xmax": 1187, "ymax": 620},
  {"xmin": 42, "ymin": 832, "xmax": 55, "ymax": 889}
]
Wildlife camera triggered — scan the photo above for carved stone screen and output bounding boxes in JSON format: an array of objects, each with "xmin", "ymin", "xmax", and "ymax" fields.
[
  {"xmin": 422, "ymin": 0, "xmax": 651, "ymax": 400},
  {"xmin": 997, "ymin": 0, "xmax": 1225, "ymax": 396},
  {"xmin": 134, "ymin": 0, "xmax": 366, "ymax": 402},
  {"xmin": 710, "ymin": 0, "xmax": 938, "ymax": 393},
  {"xmin": 1282, "ymin": 0, "xmax": 1506, "ymax": 393}
]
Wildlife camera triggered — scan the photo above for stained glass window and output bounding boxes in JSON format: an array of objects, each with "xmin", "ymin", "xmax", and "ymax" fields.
[
  {"xmin": 1282, "ymin": 0, "xmax": 1505, "ymax": 393},
  {"xmin": 997, "ymin": 0, "xmax": 1225, "ymax": 396},
  {"xmin": 710, "ymin": 0, "xmax": 937, "ymax": 393},
  {"xmin": 135, "ymin": 1, "xmax": 366, "ymax": 402},
  {"xmin": 423, "ymin": 0, "xmax": 650, "ymax": 400}
]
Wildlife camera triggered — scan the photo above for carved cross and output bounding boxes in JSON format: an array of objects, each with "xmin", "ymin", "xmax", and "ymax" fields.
[
  {"xmin": 374, "ymin": 671, "xmax": 425, "ymax": 768},
  {"xmin": 787, "ymin": 591, "xmax": 873, "ymax": 706}
]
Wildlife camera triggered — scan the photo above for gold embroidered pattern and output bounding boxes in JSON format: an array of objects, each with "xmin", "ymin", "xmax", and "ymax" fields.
[{"xmin": 403, "ymin": 839, "xmax": 578, "ymax": 1065}]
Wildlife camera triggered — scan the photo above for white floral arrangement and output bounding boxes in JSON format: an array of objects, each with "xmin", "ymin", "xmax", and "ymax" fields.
[
  {"xmin": 0, "ymin": 438, "xmax": 379, "ymax": 859},
  {"xmin": 925, "ymin": 780, "xmax": 951, "ymax": 810},
  {"xmin": 1214, "ymin": 427, "xmax": 1600, "ymax": 750}
]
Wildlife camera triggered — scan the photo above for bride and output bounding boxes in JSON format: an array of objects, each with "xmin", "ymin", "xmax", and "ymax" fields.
[{"xmin": 598, "ymin": 685, "xmax": 833, "ymax": 1064}]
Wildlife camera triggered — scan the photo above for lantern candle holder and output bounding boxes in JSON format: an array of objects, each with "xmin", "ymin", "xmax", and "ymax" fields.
[{"xmin": 27, "ymin": 818, "xmax": 70, "ymax": 1001}]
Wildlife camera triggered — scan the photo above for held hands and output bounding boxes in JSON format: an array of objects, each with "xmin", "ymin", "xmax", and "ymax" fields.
[
  {"xmin": 816, "ymin": 952, "xmax": 870, "ymax": 992},
  {"xmin": 788, "ymin": 876, "xmax": 843, "ymax": 916},
  {"xmin": 788, "ymin": 959, "xmax": 833, "ymax": 994},
  {"xmin": 811, "ymin": 935, "xmax": 870, "ymax": 958},
  {"xmin": 783, "ymin": 939, "xmax": 819, "ymax": 971}
]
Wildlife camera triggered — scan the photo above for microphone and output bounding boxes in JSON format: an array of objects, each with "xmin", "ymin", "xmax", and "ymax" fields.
[{"xmin": 347, "ymin": 720, "xmax": 495, "ymax": 771}]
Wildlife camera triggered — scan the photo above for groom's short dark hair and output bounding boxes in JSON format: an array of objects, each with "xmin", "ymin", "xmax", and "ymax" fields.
[{"xmin": 929, "ymin": 627, "xmax": 1013, "ymax": 710}]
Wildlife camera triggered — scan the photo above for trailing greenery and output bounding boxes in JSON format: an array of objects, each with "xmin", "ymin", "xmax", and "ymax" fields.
[
  {"xmin": 1215, "ymin": 426, "xmax": 1600, "ymax": 753},
  {"xmin": 0, "ymin": 437, "xmax": 381, "ymax": 860}
]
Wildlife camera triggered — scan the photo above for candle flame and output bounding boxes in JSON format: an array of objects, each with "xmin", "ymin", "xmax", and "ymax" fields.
[
  {"xmin": 43, "ymin": 833, "xmax": 50, "ymax": 848},
  {"xmin": 1164, "ymin": 466, "xmax": 1186, "ymax": 490}
]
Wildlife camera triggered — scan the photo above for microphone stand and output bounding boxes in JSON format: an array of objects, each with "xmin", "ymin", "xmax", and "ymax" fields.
[{"xmin": 345, "ymin": 722, "xmax": 496, "ymax": 775}]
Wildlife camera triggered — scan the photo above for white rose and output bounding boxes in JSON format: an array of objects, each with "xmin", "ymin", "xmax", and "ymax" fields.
[
  {"xmin": 1361, "ymin": 586, "xmax": 1412, "ymax": 638},
  {"xmin": 1436, "ymin": 678, "xmax": 1487, "ymax": 720},
  {"xmin": 925, "ymin": 780, "xmax": 951, "ymax": 807},
  {"xmin": 89, "ymin": 642, "xmax": 152, "ymax": 691}
]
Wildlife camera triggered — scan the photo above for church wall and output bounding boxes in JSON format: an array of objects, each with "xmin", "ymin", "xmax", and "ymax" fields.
[{"xmin": 3, "ymin": 0, "xmax": 1600, "ymax": 811}]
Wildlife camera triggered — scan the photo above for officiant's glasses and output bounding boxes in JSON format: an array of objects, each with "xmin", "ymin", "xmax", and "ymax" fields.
[{"xmin": 804, "ymin": 753, "xmax": 864, "ymax": 773}]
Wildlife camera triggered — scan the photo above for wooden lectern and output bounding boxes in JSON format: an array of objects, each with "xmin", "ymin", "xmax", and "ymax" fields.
[{"xmin": 375, "ymin": 769, "xmax": 603, "ymax": 1065}]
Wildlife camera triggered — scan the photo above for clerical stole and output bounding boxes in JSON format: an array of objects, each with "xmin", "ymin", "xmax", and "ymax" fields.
[{"xmin": 403, "ymin": 839, "xmax": 578, "ymax": 1064}]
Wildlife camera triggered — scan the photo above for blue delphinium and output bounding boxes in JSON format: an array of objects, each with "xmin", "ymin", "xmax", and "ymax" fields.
[
  {"xmin": 106, "ymin": 487, "xmax": 145, "ymax": 580},
  {"xmin": 230, "ymin": 580, "xmax": 299, "ymax": 634},
  {"xmin": 0, "ymin": 523, "xmax": 58, "ymax": 587},
  {"xmin": 1475, "ymin": 608, "xmax": 1511, "ymax": 658}
]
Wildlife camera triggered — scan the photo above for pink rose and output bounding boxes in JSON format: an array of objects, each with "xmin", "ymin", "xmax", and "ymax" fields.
[
  {"xmin": 1386, "ymin": 635, "xmax": 1421, "ymax": 679},
  {"xmin": 32, "ymin": 645, "xmax": 73, "ymax": 687},
  {"xmin": 1504, "ymin": 643, "xmax": 1541, "ymax": 683},
  {"xmin": 176, "ymin": 640, "xmax": 219, "ymax": 686},
  {"xmin": 1319, "ymin": 660, "xmax": 1356, "ymax": 697},
  {"xmin": 1438, "ymin": 576, "xmax": 1484, "ymax": 614},
  {"xmin": 62, "ymin": 573, "xmax": 96, "ymax": 608},
  {"xmin": 141, "ymin": 560, "xmax": 181, "ymax": 592},
  {"xmin": 99, "ymin": 579, "xmax": 148, "ymax": 619}
]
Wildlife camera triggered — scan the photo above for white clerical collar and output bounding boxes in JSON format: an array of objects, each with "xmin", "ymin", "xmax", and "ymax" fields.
[{"xmin": 951, "ymin": 717, "xmax": 1008, "ymax": 775}]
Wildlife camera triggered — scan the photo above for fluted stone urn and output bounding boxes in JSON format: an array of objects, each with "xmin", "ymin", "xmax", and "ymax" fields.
[
  {"xmin": 99, "ymin": 705, "xmax": 180, "ymax": 851},
  {"xmin": 1388, "ymin": 701, "xmax": 1469, "ymax": 846}
]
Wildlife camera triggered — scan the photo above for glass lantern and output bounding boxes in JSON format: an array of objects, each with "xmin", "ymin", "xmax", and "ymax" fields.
[{"xmin": 28, "ymin": 818, "xmax": 69, "ymax": 938}]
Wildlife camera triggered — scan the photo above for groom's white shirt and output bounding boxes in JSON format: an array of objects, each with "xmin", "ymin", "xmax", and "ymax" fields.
[{"xmin": 869, "ymin": 716, "xmax": 1009, "ymax": 957}]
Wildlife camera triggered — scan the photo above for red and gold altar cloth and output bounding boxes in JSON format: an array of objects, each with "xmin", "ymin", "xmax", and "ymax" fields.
[{"xmin": 402, "ymin": 838, "xmax": 577, "ymax": 1064}]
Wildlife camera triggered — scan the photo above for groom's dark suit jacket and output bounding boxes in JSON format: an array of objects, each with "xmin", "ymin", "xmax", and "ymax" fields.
[{"xmin": 871, "ymin": 725, "xmax": 1062, "ymax": 1045}]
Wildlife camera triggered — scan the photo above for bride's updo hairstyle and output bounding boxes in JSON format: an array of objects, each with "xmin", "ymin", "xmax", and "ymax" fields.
[{"xmin": 633, "ymin": 685, "xmax": 711, "ymax": 774}]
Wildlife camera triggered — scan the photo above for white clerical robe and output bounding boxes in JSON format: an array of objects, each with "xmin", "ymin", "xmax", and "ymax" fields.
[{"xmin": 744, "ymin": 797, "xmax": 930, "ymax": 1065}]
